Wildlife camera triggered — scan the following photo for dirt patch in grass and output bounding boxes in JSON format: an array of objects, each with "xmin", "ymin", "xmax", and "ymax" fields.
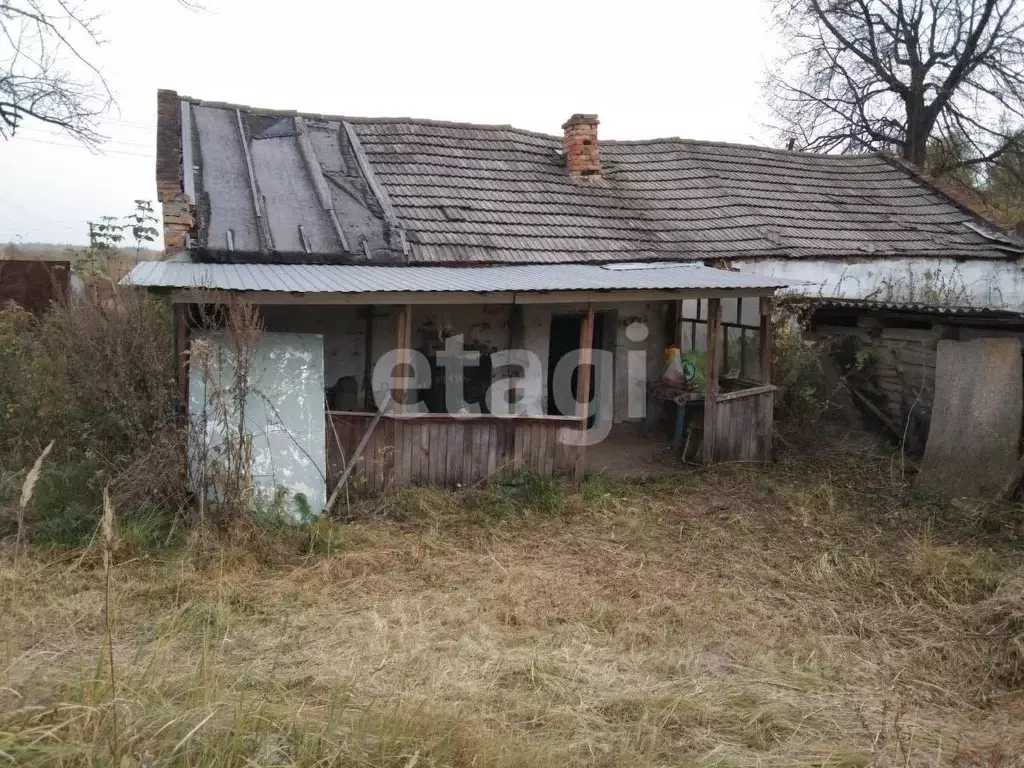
[{"xmin": 1, "ymin": 434, "xmax": 1023, "ymax": 766}]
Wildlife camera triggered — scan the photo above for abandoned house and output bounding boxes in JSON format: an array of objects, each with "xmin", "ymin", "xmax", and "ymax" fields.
[{"xmin": 125, "ymin": 90, "xmax": 1024, "ymax": 511}]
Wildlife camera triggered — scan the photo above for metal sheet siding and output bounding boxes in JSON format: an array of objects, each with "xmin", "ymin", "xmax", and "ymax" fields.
[
  {"xmin": 798, "ymin": 296, "xmax": 1024, "ymax": 318},
  {"xmin": 124, "ymin": 261, "xmax": 791, "ymax": 293}
]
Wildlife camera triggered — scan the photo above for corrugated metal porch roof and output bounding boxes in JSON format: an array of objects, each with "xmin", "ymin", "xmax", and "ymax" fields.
[{"xmin": 123, "ymin": 261, "xmax": 791, "ymax": 295}]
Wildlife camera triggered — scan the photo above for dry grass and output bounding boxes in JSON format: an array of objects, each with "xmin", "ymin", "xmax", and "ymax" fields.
[
  {"xmin": 2, "ymin": 435, "xmax": 1023, "ymax": 766},
  {"xmin": 0, "ymin": 284, "xmax": 184, "ymax": 546}
]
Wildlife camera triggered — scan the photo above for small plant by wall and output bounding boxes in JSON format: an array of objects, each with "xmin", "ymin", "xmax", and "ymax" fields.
[
  {"xmin": 771, "ymin": 300, "xmax": 880, "ymax": 430},
  {"xmin": 189, "ymin": 298, "xmax": 265, "ymax": 526},
  {"xmin": 865, "ymin": 264, "xmax": 973, "ymax": 306},
  {"xmin": 188, "ymin": 296, "xmax": 326, "ymax": 527}
]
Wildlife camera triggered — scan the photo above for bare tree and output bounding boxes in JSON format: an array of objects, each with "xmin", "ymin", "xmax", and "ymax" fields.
[
  {"xmin": 766, "ymin": 0, "xmax": 1024, "ymax": 168},
  {"xmin": 1, "ymin": 0, "xmax": 201, "ymax": 147},
  {"xmin": 0, "ymin": 1, "xmax": 111, "ymax": 146},
  {"xmin": 986, "ymin": 130, "xmax": 1024, "ymax": 214}
]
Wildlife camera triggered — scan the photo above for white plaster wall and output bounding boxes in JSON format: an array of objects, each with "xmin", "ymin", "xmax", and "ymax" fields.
[
  {"xmin": 522, "ymin": 301, "xmax": 668, "ymax": 423},
  {"xmin": 608, "ymin": 301, "xmax": 668, "ymax": 423},
  {"xmin": 261, "ymin": 305, "xmax": 366, "ymax": 403},
  {"xmin": 371, "ymin": 307, "xmax": 399, "ymax": 383},
  {"xmin": 734, "ymin": 256, "xmax": 1024, "ymax": 309},
  {"xmin": 521, "ymin": 304, "xmax": 552, "ymax": 410},
  {"xmin": 411, "ymin": 305, "xmax": 512, "ymax": 352}
]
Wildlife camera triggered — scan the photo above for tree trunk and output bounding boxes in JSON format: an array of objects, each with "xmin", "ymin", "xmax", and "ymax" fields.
[{"xmin": 904, "ymin": 92, "xmax": 933, "ymax": 168}]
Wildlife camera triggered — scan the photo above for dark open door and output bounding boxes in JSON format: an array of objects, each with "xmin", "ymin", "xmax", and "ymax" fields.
[{"xmin": 547, "ymin": 312, "xmax": 605, "ymax": 420}]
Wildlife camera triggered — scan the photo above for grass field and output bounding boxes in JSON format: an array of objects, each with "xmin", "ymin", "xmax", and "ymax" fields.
[{"xmin": 1, "ymin": 434, "xmax": 1023, "ymax": 766}]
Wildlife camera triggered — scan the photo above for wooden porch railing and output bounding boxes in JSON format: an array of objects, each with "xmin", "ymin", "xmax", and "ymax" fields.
[
  {"xmin": 701, "ymin": 295, "xmax": 776, "ymax": 464},
  {"xmin": 327, "ymin": 412, "xmax": 585, "ymax": 493},
  {"xmin": 705, "ymin": 384, "xmax": 776, "ymax": 463}
]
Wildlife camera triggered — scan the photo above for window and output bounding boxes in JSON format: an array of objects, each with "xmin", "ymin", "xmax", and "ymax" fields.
[{"xmin": 679, "ymin": 298, "xmax": 764, "ymax": 382}]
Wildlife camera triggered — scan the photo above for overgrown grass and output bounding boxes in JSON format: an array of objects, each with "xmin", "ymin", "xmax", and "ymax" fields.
[
  {"xmin": 2, "ymin": 436, "xmax": 1023, "ymax": 766},
  {"xmin": 355, "ymin": 470, "xmax": 571, "ymax": 527},
  {"xmin": 0, "ymin": 285, "xmax": 185, "ymax": 549}
]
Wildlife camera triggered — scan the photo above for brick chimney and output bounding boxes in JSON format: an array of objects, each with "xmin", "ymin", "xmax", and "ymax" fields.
[
  {"xmin": 156, "ymin": 89, "xmax": 195, "ymax": 253},
  {"xmin": 562, "ymin": 114, "xmax": 601, "ymax": 176}
]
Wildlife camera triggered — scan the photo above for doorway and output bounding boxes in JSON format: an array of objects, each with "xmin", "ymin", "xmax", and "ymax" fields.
[{"xmin": 547, "ymin": 312, "xmax": 607, "ymax": 419}]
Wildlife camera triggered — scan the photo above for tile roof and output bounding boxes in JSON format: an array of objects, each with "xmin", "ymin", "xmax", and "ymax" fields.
[
  {"xmin": 124, "ymin": 261, "xmax": 792, "ymax": 295},
  {"xmin": 175, "ymin": 96, "xmax": 1024, "ymax": 265}
]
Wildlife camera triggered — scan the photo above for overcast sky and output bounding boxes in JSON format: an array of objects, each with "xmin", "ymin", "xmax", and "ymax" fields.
[{"xmin": 0, "ymin": 0, "xmax": 781, "ymax": 245}]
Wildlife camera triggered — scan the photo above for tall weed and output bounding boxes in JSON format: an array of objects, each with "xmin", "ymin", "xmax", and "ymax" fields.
[
  {"xmin": 0, "ymin": 284, "xmax": 185, "ymax": 545},
  {"xmin": 771, "ymin": 304, "xmax": 832, "ymax": 423}
]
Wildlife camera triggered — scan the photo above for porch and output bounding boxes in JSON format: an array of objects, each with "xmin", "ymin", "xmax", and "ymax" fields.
[
  {"xmin": 322, "ymin": 294, "xmax": 777, "ymax": 493},
  {"xmin": 327, "ymin": 412, "xmax": 585, "ymax": 493},
  {"xmin": 324, "ymin": 408, "xmax": 780, "ymax": 495},
  {"xmin": 311, "ymin": 291, "xmax": 778, "ymax": 492},
  {"xmin": 134, "ymin": 261, "xmax": 789, "ymax": 504}
]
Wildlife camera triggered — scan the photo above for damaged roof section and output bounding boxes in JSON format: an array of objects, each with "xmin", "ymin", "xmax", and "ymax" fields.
[
  {"xmin": 352, "ymin": 121, "xmax": 1023, "ymax": 263},
  {"xmin": 164, "ymin": 91, "xmax": 1024, "ymax": 265},
  {"xmin": 181, "ymin": 98, "xmax": 407, "ymax": 262}
]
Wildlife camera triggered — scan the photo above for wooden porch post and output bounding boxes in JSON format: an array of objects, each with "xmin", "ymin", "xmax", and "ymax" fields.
[
  {"xmin": 362, "ymin": 307, "xmax": 374, "ymax": 410},
  {"xmin": 574, "ymin": 303, "xmax": 595, "ymax": 484},
  {"xmin": 508, "ymin": 304, "xmax": 524, "ymax": 415},
  {"xmin": 395, "ymin": 304, "xmax": 412, "ymax": 411},
  {"xmin": 760, "ymin": 295, "xmax": 774, "ymax": 462},
  {"xmin": 702, "ymin": 298, "xmax": 722, "ymax": 464},
  {"xmin": 173, "ymin": 303, "xmax": 189, "ymax": 419},
  {"xmin": 759, "ymin": 296, "xmax": 773, "ymax": 385}
]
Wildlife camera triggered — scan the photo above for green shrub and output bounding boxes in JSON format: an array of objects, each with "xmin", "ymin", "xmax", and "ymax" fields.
[
  {"xmin": 771, "ymin": 313, "xmax": 827, "ymax": 423},
  {"xmin": 307, "ymin": 516, "xmax": 345, "ymax": 556},
  {"xmin": 118, "ymin": 507, "xmax": 177, "ymax": 552},
  {"xmin": 28, "ymin": 459, "xmax": 104, "ymax": 548},
  {"xmin": 25, "ymin": 458, "xmax": 173, "ymax": 552},
  {"xmin": 485, "ymin": 471, "xmax": 567, "ymax": 517},
  {"xmin": 0, "ymin": 306, "xmax": 39, "ymax": 454},
  {"xmin": 0, "ymin": 288, "xmax": 186, "ymax": 547}
]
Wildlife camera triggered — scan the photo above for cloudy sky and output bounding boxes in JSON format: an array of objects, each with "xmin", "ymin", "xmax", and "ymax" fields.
[{"xmin": 0, "ymin": 0, "xmax": 781, "ymax": 245}]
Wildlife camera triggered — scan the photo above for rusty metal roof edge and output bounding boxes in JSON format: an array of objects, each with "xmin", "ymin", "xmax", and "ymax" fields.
[{"xmin": 785, "ymin": 295, "xmax": 1024, "ymax": 319}]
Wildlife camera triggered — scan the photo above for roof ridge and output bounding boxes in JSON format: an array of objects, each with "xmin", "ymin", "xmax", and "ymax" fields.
[
  {"xmin": 344, "ymin": 116, "xmax": 559, "ymax": 141},
  {"xmin": 354, "ymin": 118, "xmax": 886, "ymax": 161},
  {"xmin": 603, "ymin": 136, "xmax": 879, "ymax": 160},
  {"xmin": 180, "ymin": 94, "xmax": 561, "ymax": 140},
  {"xmin": 179, "ymin": 93, "xmax": 887, "ymax": 159}
]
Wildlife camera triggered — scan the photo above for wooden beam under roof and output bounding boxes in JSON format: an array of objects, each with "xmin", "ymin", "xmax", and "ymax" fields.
[{"xmin": 170, "ymin": 287, "xmax": 778, "ymax": 306}]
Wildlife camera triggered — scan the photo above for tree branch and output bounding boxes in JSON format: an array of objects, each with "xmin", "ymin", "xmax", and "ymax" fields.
[
  {"xmin": 766, "ymin": 0, "xmax": 1024, "ymax": 171},
  {"xmin": 0, "ymin": 0, "xmax": 201, "ymax": 146}
]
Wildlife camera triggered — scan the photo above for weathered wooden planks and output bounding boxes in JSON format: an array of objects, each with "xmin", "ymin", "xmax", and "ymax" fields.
[
  {"xmin": 707, "ymin": 387, "xmax": 775, "ymax": 463},
  {"xmin": 574, "ymin": 304, "xmax": 595, "ymax": 483},
  {"xmin": 703, "ymin": 298, "xmax": 722, "ymax": 464},
  {"xmin": 326, "ymin": 412, "xmax": 584, "ymax": 494}
]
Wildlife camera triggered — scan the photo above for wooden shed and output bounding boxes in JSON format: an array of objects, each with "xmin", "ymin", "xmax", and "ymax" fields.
[{"xmin": 799, "ymin": 297, "xmax": 1024, "ymax": 454}]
